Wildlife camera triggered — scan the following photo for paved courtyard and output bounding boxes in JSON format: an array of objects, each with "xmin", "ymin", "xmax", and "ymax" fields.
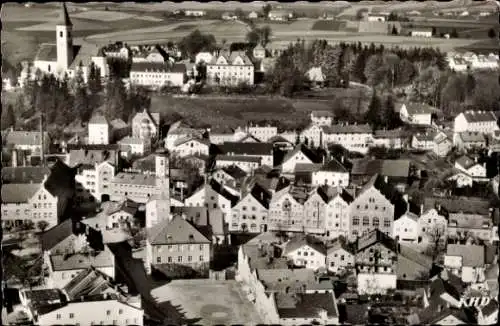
[{"xmin": 151, "ymin": 280, "xmax": 263, "ymax": 325}]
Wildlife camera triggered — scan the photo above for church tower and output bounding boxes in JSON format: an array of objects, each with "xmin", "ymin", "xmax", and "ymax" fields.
[{"xmin": 56, "ymin": 2, "xmax": 74, "ymax": 71}]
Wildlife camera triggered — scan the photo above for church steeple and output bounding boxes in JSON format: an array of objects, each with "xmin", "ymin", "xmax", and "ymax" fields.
[
  {"xmin": 56, "ymin": 2, "xmax": 73, "ymax": 71},
  {"xmin": 57, "ymin": 2, "xmax": 72, "ymax": 27}
]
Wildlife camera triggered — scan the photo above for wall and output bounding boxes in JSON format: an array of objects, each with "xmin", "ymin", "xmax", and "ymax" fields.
[{"xmin": 152, "ymin": 243, "xmax": 210, "ymax": 267}]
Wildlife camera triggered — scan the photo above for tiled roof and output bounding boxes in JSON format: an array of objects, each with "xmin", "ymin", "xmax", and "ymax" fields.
[
  {"xmin": 462, "ymin": 110, "xmax": 497, "ymax": 123},
  {"xmin": 446, "ymin": 244, "xmax": 485, "ymax": 267},
  {"xmin": 133, "ymin": 109, "xmax": 160, "ymax": 127},
  {"xmin": 398, "ymin": 244, "xmax": 432, "ymax": 269},
  {"xmin": 356, "ymin": 229, "xmax": 398, "ymax": 253},
  {"xmin": 455, "ymin": 155, "xmax": 479, "ymax": 170},
  {"xmin": 209, "ymin": 179, "xmax": 240, "ymax": 205},
  {"xmin": 322, "ymin": 124, "xmax": 372, "ymax": 134},
  {"xmin": 311, "ymin": 110, "xmax": 334, "ymax": 118},
  {"xmin": 23, "ymin": 289, "xmax": 65, "ymax": 307},
  {"xmin": 110, "ymin": 119, "xmax": 128, "ymax": 130},
  {"xmin": 326, "ymin": 237, "xmax": 354, "ymax": 255},
  {"xmin": 117, "ymin": 136, "xmax": 144, "ymax": 145},
  {"xmin": 173, "ymin": 135, "xmax": 210, "ymax": 147},
  {"xmin": 351, "ymin": 159, "xmax": 410, "ymax": 178},
  {"xmin": 89, "ymin": 114, "xmax": 109, "ymax": 125},
  {"xmin": 41, "ymin": 219, "xmax": 74, "ymax": 252},
  {"xmin": 320, "ymin": 158, "xmax": 347, "ymax": 172},
  {"xmin": 481, "ymin": 299, "xmax": 498, "ymax": 317},
  {"xmin": 68, "ymin": 147, "xmax": 118, "ymax": 167},
  {"xmin": 448, "ymin": 213, "xmax": 491, "ymax": 229},
  {"xmin": 357, "ymin": 174, "xmax": 404, "ymax": 207},
  {"xmin": 282, "ymin": 144, "xmax": 319, "ymax": 165},
  {"xmin": 215, "ymin": 154, "xmax": 261, "ymax": 163},
  {"xmin": 63, "ymin": 266, "xmax": 115, "ymax": 300},
  {"xmin": 6, "ymin": 130, "xmax": 49, "ymax": 146},
  {"xmin": 148, "ymin": 215, "xmax": 211, "ymax": 245},
  {"xmin": 248, "ymin": 182, "xmax": 272, "ymax": 209},
  {"xmin": 276, "ymin": 292, "xmax": 338, "ymax": 319},
  {"xmin": 401, "ymin": 102, "xmax": 435, "ymax": 115},
  {"xmin": 35, "ymin": 43, "xmax": 58, "ymax": 62},
  {"xmin": 2, "ymin": 166, "xmax": 51, "ymax": 184},
  {"xmin": 1, "ymin": 183, "xmax": 41, "ymax": 203},
  {"xmin": 49, "ymin": 248, "xmax": 114, "ymax": 271},
  {"xmin": 257, "ymin": 268, "xmax": 323, "ymax": 292},
  {"xmin": 268, "ymin": 135, "xmax": 293, "ymax": 144},
  {"xmin": 294, "ymin": 163, "xmax": 322, "ymax": 173},
  {"xmin": 112, "ymin": 172, "xmax": 156, "ymax": 186},
  {"xmin": 68, "ymin": 44, "xmax": 100, "ymax": 70},
  {"xmin": 221, "ymin": 165, "xmax": 247, "ymax": 180},
  {"xmin": 458, "ymin": 131, "xmax": 486, "ymax": 143},
  {"xmin": 283, "ymin": 234, "xmax": 326, "ymax": 256},
  {"xmin": 373, "ymin": 129, "xmax": 408, "ymax": 139},
  {"xmin": 219, "ymin": 142, "xmax": 273, "ymax": 156},
  {"xmin": 131, "ymin": 62, "xmax": 168, "ymax": 72},
  {"xmin": 423, "ymin": 196, "xmax": 490, "ymax": 215}
]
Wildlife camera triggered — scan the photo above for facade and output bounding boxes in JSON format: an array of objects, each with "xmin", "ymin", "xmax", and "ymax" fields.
[
  {"xmin": 393, "ymin": 212, "xmax": 419, "ymax": 244},
  {"xmin": 326, "ymin": 241, "xmax": 355, "ymax": 274},
  {"xmin": 147, "ymin": 215, "xmax": 211, "ymax": 273},
  {"xmin": 283, "ymin": 235, "xmax": 327, "ymax": 270},
  {"xmin": 322, "ymin": 124, "xmax": 373, "ymax": 154},
  {"xmin": 311, "ymin": 110, "xmax": 334, "ymax": 126},
  {"xmin": 117, "ymin": 136, "xmax": 151, "ymax": 157},
  {"xmin": 247, "ymin": 124, "xmax": 278, "ymax": 142},
  {"xmin": 268, "ymin": 186, "xmax": 305, "ymax": 232},
  {"xmin": 454, "ymin": 131, "xmax": 487, "ymax": 151},
  {"xmin": 5, "ymin": 130, "xmax": 51, "ymax": 157},
  {"xmin": 268, "ymin": 10, "xmax": 293, "ymax": 21},
  {"xmin": 171, "ymin": 136, "xmax": 210, "ymax": 158},
  {"xmin": 399, "ymin": 102, "xmax": 434, "ymax": 125},
  {"xmin": 454, "ymin": 110, "xmax": 499, "ymax": 134},
  {"xmin": 74, "ymin": 160, "xmax": 115, "ymax": 204},
  {"xmin": 324, "ymin": 189, "xmax": 353, "ymax": 239},
  {"xmin": 348, "ymin": 175, "xmax": 396, "ymax": 240},
  {"xmin": 206, "ymin": 51, "xmax": 255, "ymax": 86},
  {"xmin": 131, "ymin": 109, "xmax": 160, "ymax": 141},
  {"xmin": 311, "ymin": 158, "xmax": 349, "ymax": 187},
  {"xmin": 230, "ymin": 183, "xmax": 271, "ymax": 233},
  {"xmin": 433, "ymin": 132, "xmax": 453, "ymax": 157},
  {"xmin": 281, "ymin": 145, "xmax": 318, "ymax": 174},
  {"xmin": 454, "ymin": 155, "xmax": 488, "ymax": 181},
  {"xmin": 355, "ymin": 230, "xmax": 399, "ymax": 274},
  {"xmin": 418, "ymin": 208, "xmax": 448, "ymax": 243},
  {"xmin": 447, "ymin": 213, "xmax": 493, "ymax": 242},
  {"xmin": 372, "ymin": 129, "xmax": 406, "ymax": 149},
  {"xmin": 219, "ymin": 142, "xmax": 274, "ymax": 167},
  {"xmin": 444, "ymin": 244, "xmax": 485, "ymax": 284},
  {"xmin": 215, "ymin": 155, "xmax": 261, "ymax": 173},
  {"xmin": 129, "ymin": 62, "xmax": 185, "ymax": 88},
  {"xmin": 300, "ymin": 124, "xmax": 323, "ymax": 148},
  {"xmin": 88, "ymin": 114, "xmax": 110, "ymax": 145},
  {"xmin": 410, "ymin": 29, "xmax": 433, "ymax": 37}
]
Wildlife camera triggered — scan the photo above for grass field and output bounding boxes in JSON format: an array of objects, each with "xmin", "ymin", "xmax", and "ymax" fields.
[
  {"xmin": 151, "ymin": 280, "xmax": 262, "ymax": 325},
  {"xmin": 70, "ymin": 9, "xmax": 163, "ymax": 22},
  {"xmin": 171, "ymin": 24, "xmax": 198, "ymax": 32},
  {"xmin": 312, "ymin": 20, "xmax": 348, "ymax": 31}
]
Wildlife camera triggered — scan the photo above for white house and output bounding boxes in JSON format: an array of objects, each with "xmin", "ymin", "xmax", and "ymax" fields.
[
  {"xmin": 418, "ymin": 208, "xmax": 447, "ymax": 243},
  {"xmin": 184, "ymin": 10, "xmax": 206, "ymax": 17},
  {"xmin": 444, "ymin": 244, "xmax": 486, "ymax": 284},
  {"xmin": 229, "ymin": 183, "xmax": 271, "ymax": 233},
  {"xmin": 324, "ymin": 188, "xmax": 353, "ymax": 239},
  {"xmin": 454, "ymin": 110, "xmax": 499, "ymax": 134},
  {"xmin": 195, "ymin": 52, "xmax": 214, "ymax": 64},
  {"xmin": 399, "ymin": 102, "xmax": 434, "ymax": 126},
  {"xmin": 88, "ymin": 114, "xmax": 110, "ymax": 145},
  {"xmin": 454, "ymin": 155, "xmax": 488, "ymax": 182},
  {"xmin": 215, "ymin": 155, "xmax": 261, "ymax": 173},
  {"xmin": 131, "ymin": 109, "xmax": 160, "ymax": 141},
  {"xmin": 5, "ymin": 130, "xmax": 51, "ymax": 158},
  {"xmin": 206, "ymin": 51, "xmax": 255, "ymax": 86},
  {"xmin": 218, "ymin": 142, "xmax": 274, "ymax": 167},
  {"xmin": 322, "ymin": 124, "xmax": 373, "ymax": 154},
  {"xmin": 281, "ymin": 145, "xmax": 318, "ymax": 174},
  {"xmin": 283, "ymin": 235, "xmax": 327, "ymax": 270},
  {"xmin": 117, "ymin": 136, "xmax": 151, "ymax": 157},
  {"xmin": 311, "ymin": 110, "xmax": 334, "ymax": 126},
  {"xmin": 300, "ymin": 124, "xmax": 323, "ymax": 148},
  {"xmin": 171, "ymin": 136, "xmax": 210, "ymax": 158},
  {"xmin": 268, "ymin": 186, "xmax": 305, "ymax": 232},
  {"xmin": 129, "ymin": 62, "xmax": 185, "ymax": 88},
  {"xmin": 447, "ymin": 56, "xmax": 469, "ymax": 72},
  {"xmin": 247, "ymin": 124, "xmax": 278, "ymax": 142},
  {"xmin": 410, "ymin": 29, "xmax": 433, "ymax": 37},
  {"xmin": 74, "ymin": 160, "xmax": 115, "ymax": 204},
  {"xmin": 311, "ymin": 158, "xmax": 349, "ymax": 187},
  {"xmin": 393, "ymin": 212, "xmax": 419, "ymax": 244},
  {"xmin": 326, "ymin": 240, "xmax": 355, "ymax": 274}
]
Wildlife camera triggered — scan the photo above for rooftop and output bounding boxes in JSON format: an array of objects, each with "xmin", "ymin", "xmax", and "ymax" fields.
[
  {"xmin": 462, "ymin": 110, "xmax": 498, "ymax": 123},
  {"xmin": 457, "ymin": 131, "xmax": 486, "ymax": 143},
  {"xmin": 148, "ymin": 215, "xmax": 211, "ymax": 245},
  {"xmin": 112, "ymin": 172, "xmax": 156, "ymax": 186},
  {"xmin": 455, "ymin": 155, "xmax": 480, "ymax": 170},
  {"xmin": 401, "ymin": 102, "xmax": 436, "ymax": 115},
  {"xmin": 215, "ymin": 154, "xmax": 261, "ymax": 163},
  {"xmin": 351, "ymin": 159, "xmax": 410, "ymax": 178},
  {"xmin": 1, "ymin": 183, "xmax": 42, "ymax": 203},
  {"xmin": 219, "ymin": 142, "xmax": 273, "ymax": 156},
  {"xmin": 446, "ymin": 244, "xmax": 485, "ymax": 267},
  {"xmin": 276, "ymin": 292, "xmax": 338, "ymax": 319},
  {"xmin": 283, "ymin": 234, "xmax": 326, "ymax": 256},
  {"xmin": 2, "ymin": 166, "xmax": 51, "ymax": 184},
  {"xmin": 5, "ymin": 130, "xmax": 49, "ymax": 146},
  {"xmin": 448, "ymin": 213, "xmax": 491, "ymax": 229},
  {"xmin": 423, "ymin": 196, "xmax": 490, "ymax": 215},
  {"xmin": 49, "ymin": 248, "xmax": 114, "ymax": 271},
  {"xmin": 321, "ymin": 124, "xmax": 372, "ymax": 134}
]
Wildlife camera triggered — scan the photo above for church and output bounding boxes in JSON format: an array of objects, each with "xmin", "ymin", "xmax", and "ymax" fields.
[{"xmin": 20, "ymin": 3, "xmax": 108, "ymax": 86}]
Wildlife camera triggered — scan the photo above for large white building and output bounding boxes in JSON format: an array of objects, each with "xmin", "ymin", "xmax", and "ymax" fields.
[
  {"xmin": 322, "ymin": 124, "xmax": 373, "ymax": 154},
  {"xmin": 21, "ymin": 3, "xmax": 108, "ymax": 86},
  {"xmin": 129, "ymin": 62, "xmax": 186, "ymax": 88},
  {"xmin": 454, "ymin": 110, "xmax": 499, "ymax": 134},
  {"xmin": 88, "ymin": 114, "xmax": 110, "ymax": 145},
  {"xmin": 206, "ymin": 51, "xmax": 255, "ymax": 86}
]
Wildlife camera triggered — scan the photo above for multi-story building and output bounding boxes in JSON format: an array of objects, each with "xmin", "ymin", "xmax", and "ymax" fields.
[
  {"xmin": 171, "ymin": 136, "xmax": 211, "ymax": 158},
  {"xmin": 311, "ymin": 158, "xmax": 349, "ymax": 187},
  {"xmin": 310, "ymin": 110, "xmax": 334, "ymax": 126},
  {"xmin": 326, "ymin": 239, "xmax": 355, "ymax": 274},
  {"xmin": 206, "ymin": 51, "xmax": 255, "ymax": 86},
  {"xmin": 322, "ymin": 124, "xmax": 373, "ymax": 154},
  {"xmin": 454, "ymin": 110, "xmax": 499, "ymax": 134},
  {"xmin": 300, "ymin": 124, "xmax": 324, "ymax": 148},
  {"xmin": 268, "ymin": 186, "xmax": 306, "ymax": 232},
  {"xmin": 283, "ymin": 235, "xmax": 327, "ymax": 270},
  {"xmin": 399, "ymin": 102, "xmax": 434, "ymax": 126},
  {"xmin": 454, "ymin": 131, "xmax": 487, "ymax": 151},
  {"xmin": 444, "ymin": 244, "xmax": 486, "ymax": 284},
  {"xmin": 215, "ymin": 155, "xmax": 261, "ymax": 173},
  {"xmin": 110, "ymin": 153, "xmax": 169, "ymax": 204},
  {"xmin": 131, "ymin": 109, "xmax": 160, "ymax": 141},
  {"xmin": 247, "ymin": 124, "xmax": 278, "ymax": 142},
  {"xmin": 5, "ymin": 130, "xmax": 51, "ymax": 158},
  {"xmin": 303, "ymin": 186, "xmax": 330, "ymax": 234},
  {"xmin": 454, "ymin": 155, "xmax": 488, "ymax": 182},
  {"xmin": 372, "ymin": 129, "xmax": 407, "ymax": 149},
  {"xmin": 88, "ymin": 114, "xmax": 110, "ymax": 145},
  {"xmin": 355, "ymin": 229, "xmax": 399, "ymax": 273},
  {"xmin": 74, "ymin": 160, "xmax": 115, "ymax": 204},
  {"xmin": 433, "ymin": 131, "xmax": 453, "ymax": 157},
  {"xmin": 447, "ymin": 213, "xmax": 494, "ymax": 242},
  {"xmin": 268, "ymin": 10, "xmax": 293, "ymax": 21},
  {"xmin": 219, "ymin": 142, "xmax": 274, "ymax": 167},
  {"xmin": 131, "ymin": 47, "xmax": 165, "ymax": 63},
  {"xmin": 1, "ymin": 160, "xmax": 75, "ymax": 230},
  {"xmin": 348, "ymin": 174, "xmax": 400, "ymax": 240},
  {"xmin": 281, "ymin": 144, "xmax": 319, "ymax": 174},
  {"xmin": 129, "ymin": 62, "xmax": 186, "ymax": 88},
  {"xmin": 393, "ymin": 211, "xmax": 419, "ymax": 244},
  {"xmin": 146, "ymin": 215, "xmax": 211, "ymax": 275},
  {"xmin": 325, "ymin": 187, "xmax": 353, "ymax": 239},
  {"xmin": 230, "ymin": 183, "xmax": 271, "ymax": 233}
]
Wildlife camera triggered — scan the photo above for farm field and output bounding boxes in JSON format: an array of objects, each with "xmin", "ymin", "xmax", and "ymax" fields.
[
  {"xmin": 312, "ymin": 20, "xmax": 348, "ymax": 31},
  {"xmin": 70, "ymin": 9, "xmax": 162, "ymax": 22}
]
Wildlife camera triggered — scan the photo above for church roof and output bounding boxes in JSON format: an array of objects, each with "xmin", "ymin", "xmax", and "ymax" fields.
[
  {"xmin": 57, "ymin": 2, "xmax": 73, "ymax": 26},
  {"xmin": 35, "ymin": 44, "xmax": 58, "ymax": 62}
]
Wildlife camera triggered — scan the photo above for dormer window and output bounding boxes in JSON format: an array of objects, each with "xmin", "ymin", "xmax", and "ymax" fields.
[
  {"xmin": 167, "ymin": 235, "xmax": 173, "ymax": 242},
  {"xmin": 189, "ymin": 234, "xmax": 194, "ymax": 241},
  {"xmin": 60, "ymin": 31, "xmax": 63, "ymax": 37}
]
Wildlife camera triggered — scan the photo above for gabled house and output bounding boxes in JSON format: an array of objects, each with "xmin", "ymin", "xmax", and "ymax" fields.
[
  {"xmin": 230, "ymin": 183, "xmax": 271, "ymax": 233},
  {"xmin": 418, "ymin": 207, "xmax": 448, "ymax": 244},
  {"xmin": 164, "ymin": 123, "xmax": 204, "ymax": 151},
  {"xmin": 311, "ymin": 157, "xmax": 349, "ymax": 187},
  {"xmin": 88, "ymin": 114, "xmax": 110, "ymax": 145},
  {"xmin": 131, "ymin": 108, "xmax": 160, "ymax": 141},
  {"xmin": 423, "ymin": 271, "xmax": 464, "ymax": 309},
  {"xmin": 454, "ymin": 155, "xmax": 488, "ymax": 182},
  {"xmin": 399, "ymin": 102, "xmax": 435, "ymax": 126},
  {"xmin": 206, "ymin": 51, "xmax": 255, "ymax": 85},
  {"xmin": 454, "ymin": 110, "xmax": 499, "ymax": 134},
  {"xmin": 393, "ymin": 211, "xmax": 419, "ymax": 244},
  {"xmin": 303, "ymin": 185, "xmax": 331, "ymax": 233},
  {"xmin": 325, "ymin": 187, "xmax": 354, "ymax": 239},
  {"xmin": 211, "ymin": 165, "xmax": 247, "ymax": 188},
  {"xmin": 299, "ymin": 123, "xmax": 324, "ymax": 148},
  {"xmin": 350, "ymin": 158, "xmax": 410, "ymax": 191},
  {"xmin": 5, "ymin": 130, "xmax": 51, "ymax": 157},
  {"xmin": 146, "ymin": 215, "xmax": 212, "ymax": 275},
  {"xmin": 171, "ymin": 135, "xmax": 210, "ymax": 158},
  {"xmin": 454, "ymin": 131, "xmax": 487, "ymax": 151},
  {"xmin": 219, "ymin": 142, "xmax": 274, "ymax": 167},
  {"xmin": 326, "ymin": 238, "xmax": 355, "ymax": 274},
  {"xmin": 283, "ymin": 235, "xmax": 327, "ymax": 270},
  {"xmin": 281, "ymin": 144, "xmax": 319, "ymax": 174},
  {"xmin": 306, "ymin": 68, "xmax": 326, "ymax": 88},
  {"xmin": 372, "ymin": 129, "xmax": 407, "ymax": 149},
  {"xmin": 171, "ymin": 206, "xmax": 228, "ymax": 245},
  {"xmin": 397, "ymin": 244, "xmax": 432, "ymax": 280},
  {"xmin": 433, "ymin": 131, "xmax": 453, "ymax": 157},
  {"xmin": 322, "ymin": 124, "xmax": 373, "ymax": 154},
  {"xmin": 447, "ymin": 213, "xmax": 493, "ymax": 243},
  {"xmin": 444, "ymin": 244, "xmax": 486, "ymax": 284},
  {"xmin": 268, "ymin": 186, "xmax": 306, "ymax": 232},
  {"xmin": 215, "ymin": 154, "xmax": 261, "ymax": 173}
]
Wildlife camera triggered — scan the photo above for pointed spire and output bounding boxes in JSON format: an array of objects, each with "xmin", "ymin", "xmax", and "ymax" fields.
[{"xmin": 57, "ymin": 2, "xmax": 73, "ymax": 26}]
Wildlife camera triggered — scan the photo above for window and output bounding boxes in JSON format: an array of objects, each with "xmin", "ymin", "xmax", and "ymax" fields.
[
  {"xmin": 363, "ymin": 216, "xmax": 369, "ymax": 226},
  {"xmin": 304, "ymin": 252, "xmax": 308, "ymax": 256},
  {"xmin": 199, "ymin": 255, "xmax": 204, "ymax": 261},
  {"xmin": 384, "ymin": 219, "xmax": 391, "ymax": 227},
  {"xmin": 119, "ymin": 309, "xmax": 123, "ymax": 315},
  {"xmin": 56, "ymin": 314, "xmax": 61, "ymax": 320},
  {"xmin": 199, "ymin": 244, "xmax": 204, "ymax": 250},
  {"xmin": 178, "ymin": 256, "xmax": 182, "ymax": 262},
  {"xmin": 373, "ymin": 218, "xmax": 379, "ymax": 227},
  {"xmin": 157, "ymin": 257, "xmax": 161, "ymax": 263},
  {"xmin": 188, "ymin": 256, "xmax": 192, "ymax": 262},
  {"xmin": 341, "ymin": 255, "xmax": 345, "ymax": 261},
  {"xmin": 60, "ymin": 31, "xmax": 63, "ymax": 37},
  {"xmin": 353, "ymin": 217, "xmax": 359, "ymax": 225},
  {"xmin": 168, "ymin": 256, "xmax": 172, "ymax": 263},
  {"xmin": 70, "ymin": 313, "xmax": 75, "ymax": 319}
]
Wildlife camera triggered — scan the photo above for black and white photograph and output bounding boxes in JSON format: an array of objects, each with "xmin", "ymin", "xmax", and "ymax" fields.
[{"xmin": 1, "ymin": 1, "xmax": 499, "ymax": 325}]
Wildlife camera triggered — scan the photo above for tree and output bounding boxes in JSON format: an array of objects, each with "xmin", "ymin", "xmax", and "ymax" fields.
[
  {"xmin": 322, "ymin": 46, "xmax": 343, "ymax": 87},
  {"xmin": 178, "ymin": 29, "xmax": 217, "ymax": 60},
  {"xmin": 431, "ymin": 27, "xmax": 437, "ymax": 36},
  {"xmin": 105, "ymin": 76, "xmax": 127, "ymax": 121},
  {"xmin": 356, "ymin": 8, "xmax": 368, "ymax": 20},
  {"xmin": 391, "ymin": 25, "xmax": 398, "ymax": 35},
  {"xmin": 383, "ymin": 95, "xmax": 402, "ymax": 129},
  {"xmin": 88, "ymin": 62, "xmax": 102, "ymax": 94},
  {"xmin": 246, "ymin": 29, "xmax": 260, "ymax": 46},
  {"xmin": 1, "ymin": 104, "xmax": 16, "ymax": 130},
  {"xmin": 364, "ymin": 54, "xmax": 386, "ymax": 86},
  {"xmin": 365, "ymin": 90, "xmax": 383, "ymax": 129},
  {"xmin": 488, "ymin": 28, "xmax": 497, "ymax": 39},
  {"xmin": 262, "ymin": 3, "xmax": 272, "ymax": 18},
  {"xmin": 397, "ymin": 59, "xmax": 416, "ymax": 85},
  {"xmin": 426, "ymin": 225, "xmax": 446, "ymax": 261},
  {"xmin": 234, "ymin": 8, "xmax": 243, "ymax": 18},
  {"xmin": 37, "ymin": 220, "xmax": 50, "ymax": 232}
]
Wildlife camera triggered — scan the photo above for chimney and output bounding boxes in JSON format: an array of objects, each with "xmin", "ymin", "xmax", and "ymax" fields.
[
  {"xmin": 384, "ymin": 176, "xmax": 388, "ymax": 183},
  {"xmin": 341, "ymin": 155, "xmax": 345, "ymax": 164},
  {"xmin": 420, "ymin": 204, "xmax": 424, "ymax": 215},
  {"xmin": 12, "ymin": 150, "xmax": 18, "ymax": 167}
]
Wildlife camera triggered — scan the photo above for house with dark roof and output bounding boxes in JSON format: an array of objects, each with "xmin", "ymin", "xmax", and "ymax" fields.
[
  {"xmin": 5, "ymin": 130, "xmax": 51, "ymax": 157},
  {"xmin": 212, "ymin": 165, "xmax": 247, "ymax": 188},
  {"xmin": 146, "ymin": 215, "xmax": 212, "ymax": 275},
  {"xmin": 321, "ymin": 124, "xmax": 373, "ymax": 154},
  {"xmin": 350, "ymin": 158, "xmax": 411, "ymax": 190},
  {"xmin": 215, "ymin": 154, "xmax": 261, "ymax": 173},
  {"xmin": 281, "ymin": 144, "xmax": 320, "ymax": 174},
  {"xmin": 399, "ymin": 102, "xmax": 435, "ymax": 126},
  {"xmin": 326, "ymin": 237, "xmax": 355, "ymax": 274},
  {"xmin": 348, "ymin": 174, "xmax": 406, "ymax": 240},
  {"xmin": 393, "ymin": 211, "xmax": 420, "ymax": 244},
  {"xmin": 397, "ymin": 244, "xmax": 433, "ymax": 280},
  {"xmin": 454, "ymin": 131, "xmax": 487, "ymax": 151},
  {"xmin": 1, "ymin": 160, "xmax": 75, "ymax": 231},
  {"xmin": 132, "ymin": 109, "xmax": 160, "ymax": 141},
  {"xmin": 454, "ymin": 155, "xmax": 488, "ymax": 182},
  {"xmin": 444, "ymin": 244, "xmax": 486, "ymax": 284},
  {"xmin": 454, "ymin": 110, "xmax": 499, "ymax": 135},
  {"xmin": 230, "ymin": 183, "xmax": 271, "ymax": 233},
  {"xmin": 283, "ymin": 234, "xmax": 326, "ymax": 270},
  {"xmin": 219, "ymin": 142, "xmax": 274, "ymax": 167},
  {"xmin": 372, "ymin": 129, "xmax": 409, "ymax": 149},
  {"xmin": 311, "ymin": 157, "xmax": 349, "ymax": 187},
  {"xmin": 206, "ymin": 51, "xmax": 255, "ymax": 86}
]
